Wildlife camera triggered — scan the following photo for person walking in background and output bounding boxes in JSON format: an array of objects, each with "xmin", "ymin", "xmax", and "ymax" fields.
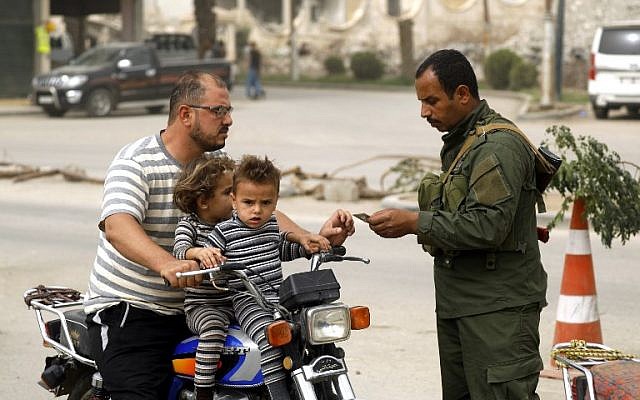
[
  {"xmin": 366, "ymin": 49, "xmax": 547, "ymax": 400},
  {"xmin": 212, "ymin": 40, "xmax": 226, "ymax": 58},
  {"xmin": 245, "ymin": 41, "xmax": 265, "ymax": 99}
]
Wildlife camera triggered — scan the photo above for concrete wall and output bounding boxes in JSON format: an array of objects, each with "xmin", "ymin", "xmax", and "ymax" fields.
[
  {"xmin": 0, "ymin": 0, "xmax": 35, "ymax": 97},
  {"xmin": 240, "ymin": 0, "xmax": 640, "ymax": 87}
]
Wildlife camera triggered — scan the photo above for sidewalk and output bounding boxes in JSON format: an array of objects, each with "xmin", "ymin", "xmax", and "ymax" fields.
[{"xmin": 0, "ymin": 98, "xmax": 40, "ymax": 116}]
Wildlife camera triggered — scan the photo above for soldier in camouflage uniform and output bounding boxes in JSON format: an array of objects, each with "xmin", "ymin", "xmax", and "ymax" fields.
[{"xmin": 368, "ymin": 49, "xmax": 547, "ymax": 399}]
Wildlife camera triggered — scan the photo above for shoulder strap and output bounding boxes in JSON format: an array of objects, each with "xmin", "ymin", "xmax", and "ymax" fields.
[
  {"xmin": 475, "ymin": 123, "xmax": 556, "ymax": 174},
  {"xmin": 442, "ymin": 133, "xmax": 479, "ymax": 183}
]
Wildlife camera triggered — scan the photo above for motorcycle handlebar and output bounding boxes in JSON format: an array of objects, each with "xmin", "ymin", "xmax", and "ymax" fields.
[
  {"xmin": 175, "ymin": 262, "xmax": 247, "ymax": 279},
  {"xmin": 172, "ymin": 247, "xmax": 368, "ymax": 279},
  {"xmin": 311, "ymin": 246, "xmax": 370, "ymax": 270}
]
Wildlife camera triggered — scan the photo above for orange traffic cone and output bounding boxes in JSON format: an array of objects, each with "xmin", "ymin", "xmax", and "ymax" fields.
[{"xmin": 553, "ymin": 197, "xmax": 603, "ymax": 346}]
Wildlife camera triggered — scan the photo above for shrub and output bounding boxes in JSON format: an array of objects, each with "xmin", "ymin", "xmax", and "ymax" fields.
[
  {"xmin": 350, "ymin": 51, "xmax": 385, "ymax": 80},
  {"xmin": 324, "ymin": 55, "xmax": 346, "ymax": 75},
  {"xmin": 484, "ymin": 49, "xmax": 521, "ymax": 90},
  {"xmin": 509, "ymin": 61, "xmax": 538, "ymax": 90}
]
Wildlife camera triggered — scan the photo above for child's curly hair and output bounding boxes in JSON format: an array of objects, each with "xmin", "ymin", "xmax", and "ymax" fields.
[
  {"xmin": 174, "ymin": 154, "xmax": 236, "ymax": 214},
  {"xmin": 233, "ymin": 155, "xmax": 281, "ymax": 194}
]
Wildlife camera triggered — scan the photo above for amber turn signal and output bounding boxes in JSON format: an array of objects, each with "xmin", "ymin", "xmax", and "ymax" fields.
[
  {"xmin": 266, "ymin": 320, "xmax": 292, "ymax": 347},
  {"xmin": 350, "ymin": 306, "xmax": 370, "ymax": 330}
]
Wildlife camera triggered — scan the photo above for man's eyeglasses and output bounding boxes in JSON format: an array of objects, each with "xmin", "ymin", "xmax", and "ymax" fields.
[{"xmin": 188, "ymin": 104, "xmax": 233, "ymax": 118}]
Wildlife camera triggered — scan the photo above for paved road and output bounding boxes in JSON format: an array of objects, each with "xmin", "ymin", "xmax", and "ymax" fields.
[{"xmin": 1, "ymin": 86, "xmax": 639, "ymax": 399}]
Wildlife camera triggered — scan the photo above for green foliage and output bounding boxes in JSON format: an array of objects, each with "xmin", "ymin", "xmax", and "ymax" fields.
[
  {"xmin": 544, "ymin": 125, "xmax": 640, "ymax": 247},
  {"xmin": 381, "ymin": 157, "xmax": 440, "ymax": 193},
  {"xmin": 509, "ymin": 61, "xmax": 538, "ymax": 90},
  {"xmin": 350, "ymin": 51, "xmax": 385, "ymax": 81},
  {"xmin": 484, "ymin": 49, "xmax": 521, "ymax": 90},
  {"xmin": 324, "ymin": 55, "xmax": 346, "ymax": 76}
]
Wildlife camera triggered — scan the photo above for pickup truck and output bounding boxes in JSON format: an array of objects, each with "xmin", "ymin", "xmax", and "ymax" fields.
[{"xmin": 31, "ymin": 41, "xmax": 233, "ymax": 117}]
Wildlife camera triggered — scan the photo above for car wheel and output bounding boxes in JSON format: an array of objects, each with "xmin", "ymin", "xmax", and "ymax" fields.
[
  {"xmin": 628, "ymin": 106, "xmax": 639, "ymax": 115},
  {"xmin": 593, "ymin": 106, "xmax": 609, "ymax": 119},
  {"xmin": 86, "ymin": 88, "xmax": 115, "ymax": 117},
  {"xmin": 42, "ymin": 106, "xmax": 68, "ymax": 117}
]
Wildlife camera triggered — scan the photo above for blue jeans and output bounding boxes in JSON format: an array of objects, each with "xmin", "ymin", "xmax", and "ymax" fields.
[{"xmin": 245, "ymin": 67, "xmax": 263, "ymax": 98}]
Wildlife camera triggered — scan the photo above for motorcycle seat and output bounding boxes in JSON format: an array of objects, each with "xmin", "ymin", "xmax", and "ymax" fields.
[{"xmin": 59, "ymin": 309, "xmax": 93, "ymax": 358}]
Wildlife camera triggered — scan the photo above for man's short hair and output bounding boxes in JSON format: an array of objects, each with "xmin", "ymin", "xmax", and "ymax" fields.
[
  {"xmin": 415, "ymin": 49, "xmax": 479, "ymax": 100},
  {"xmin": 168, "ymin": 70, "xmax": 227, "ymax": 124},
  {"xmin": 233, "ymin": 155, "xmax": 280, "ymax": 194}
]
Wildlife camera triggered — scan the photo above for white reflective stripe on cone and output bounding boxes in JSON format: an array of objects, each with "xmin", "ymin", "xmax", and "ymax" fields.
[
  {"xmin": 566, "ymin": 229, "xmax": 592, "ymax": 255},
  {"xmin": 556, "ymin": 294, "xmax": 599, "ymax": 323}
]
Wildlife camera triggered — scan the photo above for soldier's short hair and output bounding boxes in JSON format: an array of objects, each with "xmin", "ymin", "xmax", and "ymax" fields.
[{"xmin": 416, "ymin": 49, "xmax": 479, "ymax": 100}]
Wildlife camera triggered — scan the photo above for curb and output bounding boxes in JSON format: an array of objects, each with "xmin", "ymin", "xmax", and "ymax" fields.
[
  {"xmin": 480, "ymin": 89, "xmax": 586, "ymax": 121},
  {"xmin": 0, "ymin": 100, "xmax": 41, "ymax": 116}
]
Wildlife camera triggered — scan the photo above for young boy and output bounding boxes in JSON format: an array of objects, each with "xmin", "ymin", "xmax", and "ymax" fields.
[{"xmin": 191, "ymin": 154, "xmax": 330, "ymax": 400}]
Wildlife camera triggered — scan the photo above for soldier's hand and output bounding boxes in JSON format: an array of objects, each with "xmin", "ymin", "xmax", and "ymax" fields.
[{"xmin": 368, "ymin": 209, "xmax": 419, "ymax": 238}]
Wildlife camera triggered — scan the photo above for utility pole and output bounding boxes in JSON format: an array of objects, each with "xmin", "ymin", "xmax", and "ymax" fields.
[
  {"xmin": 283, "ymin": 0, "xmax": 299, "ymax": 81},
  {"xmin": 33, "ymin": 0, "xmax": 51, "ymax": 75},
  {"xmin": 540, "ymin": 0, "xmax": 554, "ymax": 108},
  {"xmin": 482, "ymin": 0, "xmax": 491, "ymax": 59},
  {"xmin": 121, "ymin": 0, "xmax": 144, "ymax": 42},
  {"xmin": 554, "ymin": 0, "xmax": 565, "ymax": 101}
]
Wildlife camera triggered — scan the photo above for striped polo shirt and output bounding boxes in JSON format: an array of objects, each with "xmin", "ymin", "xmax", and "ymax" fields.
[{"xmin": 84, "ymin": 133, "xmax": 222, "ymax": 315}]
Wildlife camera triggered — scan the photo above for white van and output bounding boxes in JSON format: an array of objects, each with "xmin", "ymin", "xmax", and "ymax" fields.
[{"xmin": 588, "ymin": 22, "xmax": 640, "ymax": 119}]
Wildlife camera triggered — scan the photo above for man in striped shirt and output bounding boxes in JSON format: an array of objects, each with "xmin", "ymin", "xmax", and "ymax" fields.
[{"xmin": 84, "ymin": 71, "xmax": 355, "ymax": 400}]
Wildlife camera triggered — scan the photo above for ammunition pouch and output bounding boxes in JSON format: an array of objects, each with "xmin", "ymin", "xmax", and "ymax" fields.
[
  {"xmin": 417, "ymin": 172, "xmax": 442, "ymax": 212},
  {"xmin": 417, "ymin": 172, "xmax": 444, "ymax": 256},
  {"xmin": 443, "ymin": 174, "xmax": 468, "ymax": 212}
]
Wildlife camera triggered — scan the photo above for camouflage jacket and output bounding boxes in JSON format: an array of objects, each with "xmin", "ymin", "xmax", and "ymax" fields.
[{"xmin": 417, "ymin": 100, "xmax": 547, "ymax": 318}]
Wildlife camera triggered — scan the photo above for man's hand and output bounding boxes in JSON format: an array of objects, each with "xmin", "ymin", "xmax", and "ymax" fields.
[
  {"xmin": 187, "ymin": 247, "xmax": 226, "ymax": 269},
  {"xmin": 319, "ymin": 209, "xmax": 355, "ymax": 246},
  {"xmin": 160, "ymin": 259, "xmax": 202, "ymax": 288},
  {"xmin": 368, "ymin": 208, "xmax": 419, "ymax": 238}
]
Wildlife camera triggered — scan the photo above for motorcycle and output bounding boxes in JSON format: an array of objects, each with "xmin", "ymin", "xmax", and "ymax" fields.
[
  {"xmin": 24, "ymin": 246, "xmax": 371, "ymax": 400},
  {"xmin": 551, "ymin": 340, "xmax": 640, "ymax": 400}
]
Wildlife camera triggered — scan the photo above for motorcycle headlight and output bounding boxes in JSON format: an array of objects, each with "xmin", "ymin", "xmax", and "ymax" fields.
[
  {"xmin": 59, "ymin": 74, "xmax": 88, "ymax": 89},
  {"xmin": 304, "ymin": 304, "xmax": 351, "ymax": 345}
]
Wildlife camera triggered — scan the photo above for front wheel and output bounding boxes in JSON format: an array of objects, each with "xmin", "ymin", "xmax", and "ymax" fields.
[
  {"xmin": 86, "ymin": 88, "xmax": 115, "ymax": 117},
  {"xmin": 67, "ymin": 373, "xmax": 94, "ymax": 400}
]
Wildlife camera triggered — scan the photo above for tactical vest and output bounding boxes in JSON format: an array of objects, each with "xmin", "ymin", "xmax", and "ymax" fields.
[
  {"xmin": 417, "ymin": 121, "xmax": 548, "ymax": 318},
  {"xmin": 418, "ymin": 122, "xmax": 549, "ymax": 257}
]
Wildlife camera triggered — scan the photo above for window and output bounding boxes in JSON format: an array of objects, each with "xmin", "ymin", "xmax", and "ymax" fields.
[
  {"xmin": 125, "ymin": 48, "xmax": 152, "ymax": 67},
  {"xmin": 600, "ymin": 28, "xmax": 640, "ymax": 55}
]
